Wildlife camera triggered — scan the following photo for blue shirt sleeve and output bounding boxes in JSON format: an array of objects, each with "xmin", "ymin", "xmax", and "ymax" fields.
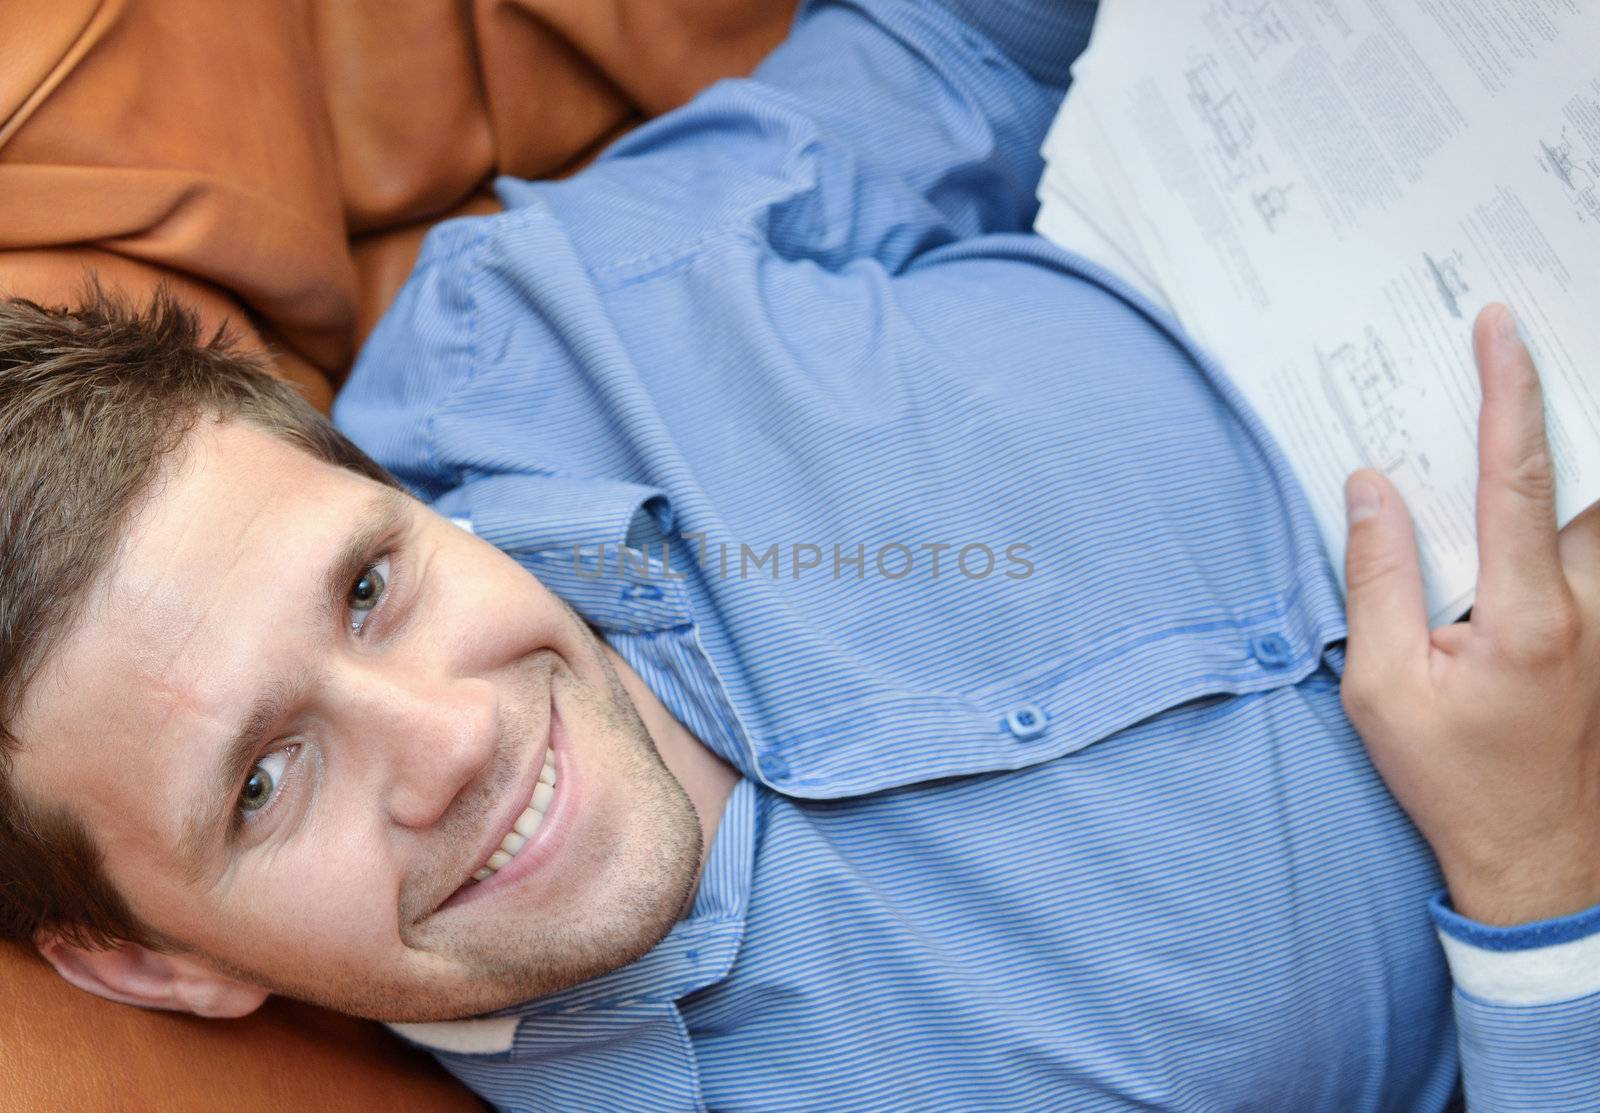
[
  {"xmin": 337, "ymin": 0, "xmax": 1091, "ymax": 487},
  {"xmin": 495, "ymin": 0, "xmax": 1086, "ymax": 275},
  {"xmin": 1429, "ymin": 889, "xmax": 1600, "ymax": 1109}
]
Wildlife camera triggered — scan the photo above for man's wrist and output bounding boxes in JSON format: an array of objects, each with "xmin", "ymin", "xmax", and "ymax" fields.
[{"xmin": 1442, "ymin": 862, "xmax": 1600, "ymax": 928}]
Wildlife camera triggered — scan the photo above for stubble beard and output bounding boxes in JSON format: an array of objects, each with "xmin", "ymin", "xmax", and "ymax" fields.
[
  {"xmin": 414, "ymin": 647, "xmax": 706, "ymax": 1020},
  {"xmin": 185, "ymin": 628, "xmax": 705, "ymax": 1023}
]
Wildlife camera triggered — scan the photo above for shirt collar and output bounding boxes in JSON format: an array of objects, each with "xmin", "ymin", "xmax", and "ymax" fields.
[{"xmin": 435, "ymin": 473, "xmax": 691, "ymax": 636}]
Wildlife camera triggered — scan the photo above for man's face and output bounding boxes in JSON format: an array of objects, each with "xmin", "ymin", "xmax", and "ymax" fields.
[{"xmin": 12, "ymin": 419, "xmax": 703, "ymax": 1022}]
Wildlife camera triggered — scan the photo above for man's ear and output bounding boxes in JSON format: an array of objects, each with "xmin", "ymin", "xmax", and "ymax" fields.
[{"xmin": 34, "ymin": 932, "xmax": 269, "ymax": 1019}]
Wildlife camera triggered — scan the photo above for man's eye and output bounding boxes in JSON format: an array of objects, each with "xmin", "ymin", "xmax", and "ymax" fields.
[
  {"xmin": 348, "ymin": 557, "xmax": 390, "ymax": 633},
  {"xmin": 240, "ymin": 747, "xmax": 293, "ymax": 816}
]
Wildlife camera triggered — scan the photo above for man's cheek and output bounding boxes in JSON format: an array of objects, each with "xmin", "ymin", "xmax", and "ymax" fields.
[
  {"xmin": 239, "ymin": 843, "xmax": 397, "ymax": 954},
  {"xmin": 226, "ymin": 882, "xmax": 393, "ymax": 979}
]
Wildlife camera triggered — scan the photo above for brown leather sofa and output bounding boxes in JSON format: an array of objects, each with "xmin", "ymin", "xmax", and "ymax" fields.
[{"xmin": 0, "ymin": 1, "xmax": 795, "ymax": 1108}]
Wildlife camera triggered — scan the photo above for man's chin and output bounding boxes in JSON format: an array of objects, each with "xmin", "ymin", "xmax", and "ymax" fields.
[
  {"xmin": 374, "ymin": 918, "xmax": 686, "ymax": 1024},
  {"xmin": 273, "ymin": 824, "xmax": 704, "ymax": 1024}
]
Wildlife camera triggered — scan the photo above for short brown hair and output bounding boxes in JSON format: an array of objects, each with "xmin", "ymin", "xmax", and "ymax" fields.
[{"xmin": 0, "ymin": 283, "xmax": 400, "ymax": 953}]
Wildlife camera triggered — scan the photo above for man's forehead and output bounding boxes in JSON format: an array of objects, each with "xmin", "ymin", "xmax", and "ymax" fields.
[
  {"xmin": 73, "ymin": 426, "xmax": 343, "ymax": 653},
  {"xmin": 118, "ymin": 422, "xmax": 337, "ymax": 585},
  {"xmin": 15, "ymin": 422, "xmax": 372, "ymax": 773}
]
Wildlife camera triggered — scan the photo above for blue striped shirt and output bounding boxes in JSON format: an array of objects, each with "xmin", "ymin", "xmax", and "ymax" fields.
[{"xmin": 333, "ymin": 1, "xmax": 1600, "ymax": 1108}]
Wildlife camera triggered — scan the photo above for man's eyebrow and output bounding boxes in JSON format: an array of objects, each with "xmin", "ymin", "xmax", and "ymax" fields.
[{"xmin": 176, "ymin": 486, "xmax": 412, "ymax": 881}]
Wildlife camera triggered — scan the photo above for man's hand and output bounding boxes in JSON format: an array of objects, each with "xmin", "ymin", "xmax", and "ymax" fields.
[{"xmin": 1342, "ymin": 302, "xmax": 1600, "ymax": 927}]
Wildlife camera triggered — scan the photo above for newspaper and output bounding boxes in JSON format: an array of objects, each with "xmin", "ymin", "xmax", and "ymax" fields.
[{"xmin": 1036, "ymin": 0, "xmax": 1600, "ymax": 624}]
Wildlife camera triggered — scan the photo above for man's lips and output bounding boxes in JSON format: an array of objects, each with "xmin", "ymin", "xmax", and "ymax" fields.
[{"xmin": 432, "ymin": 686, "xmax": 555, "ymax": 915}]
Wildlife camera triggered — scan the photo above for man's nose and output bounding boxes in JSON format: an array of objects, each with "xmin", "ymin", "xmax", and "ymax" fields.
[{"xmin": 335, "ymin": 659, "xmax": 500, "ymax": 830}]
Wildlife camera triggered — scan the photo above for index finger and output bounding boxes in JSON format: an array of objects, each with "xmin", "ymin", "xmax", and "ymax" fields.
[{"xmin": 1471, "ymin": 303, "xmax": 1568, "ymax": 631}]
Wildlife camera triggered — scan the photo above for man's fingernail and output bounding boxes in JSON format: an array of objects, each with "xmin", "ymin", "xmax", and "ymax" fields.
[
  {"xmin": 1346, "ymin": 476, "xmax": 1380, "ymax": 524},
  {"xmin": 1496, "ymin": 304, "xmax": 1521, "ymax": 345}
]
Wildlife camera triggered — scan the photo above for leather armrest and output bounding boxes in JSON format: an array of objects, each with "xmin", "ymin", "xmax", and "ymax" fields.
[{"xmin": 0, "ymin": 940, "xmax": 489, "ymax": 1112}]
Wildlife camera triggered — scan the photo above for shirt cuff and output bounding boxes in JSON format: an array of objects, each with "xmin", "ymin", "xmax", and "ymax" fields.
[{"xmin": 1430, "ymin": 887, "xmax": 1600, "ymax": 1005}]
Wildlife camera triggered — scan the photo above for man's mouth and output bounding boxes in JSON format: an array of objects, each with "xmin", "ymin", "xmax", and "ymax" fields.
[
  {"xmin": 433, "ymin": 697, "xmax": 571, "ymax": 914},
  {"xmin": 467, "ymin": 749, "xmax": 558, "ymax": 883}
]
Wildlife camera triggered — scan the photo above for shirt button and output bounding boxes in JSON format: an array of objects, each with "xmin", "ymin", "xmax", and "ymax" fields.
[
  {"xmin": 1249, "ymin": 633, "xmax": 1294, "ymax": 670},
  {"xmin": 1004, "ymin": 702, "xmax": 1048, "ymax": 741}
]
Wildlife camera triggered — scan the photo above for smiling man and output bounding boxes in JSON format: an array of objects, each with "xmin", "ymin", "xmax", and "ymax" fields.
[
  {"xmin": 10, "ymin": 399, "xmax": 737, "ymax": 1022},
  {"xmin": 4, "ymin": 1, "xmax": 1600, "ymax": 1111}
]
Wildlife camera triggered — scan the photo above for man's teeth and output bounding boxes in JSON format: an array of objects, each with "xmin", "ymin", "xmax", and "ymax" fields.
[{"xmin": 471, "ymin": 751, "xmax": 557, "ymax": 882}]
